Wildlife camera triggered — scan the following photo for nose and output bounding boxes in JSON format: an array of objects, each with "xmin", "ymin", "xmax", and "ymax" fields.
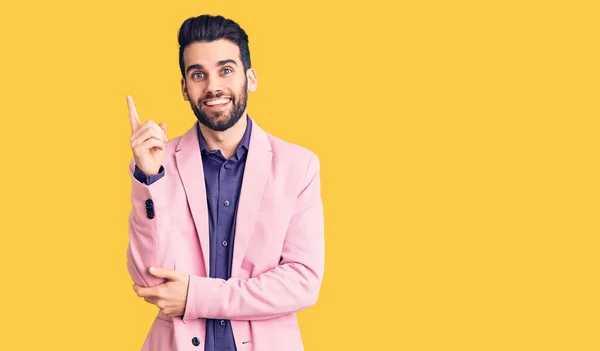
[{"xmin": 204, "ymin": 76, "xmax": 223, "ymax": 95}]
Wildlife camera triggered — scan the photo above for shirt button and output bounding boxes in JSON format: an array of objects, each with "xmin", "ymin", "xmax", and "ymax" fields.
[
  {"xmin": 191, "ymin": 337, "xmax": 201, "ymax": 346},
  {"xmin": 223, "ymin": 200, "xmax": 230, "ymax": 207},
  {"xmin": 220, "ymin": 320, "xmax": 226, "ymax": 326},
  {"xmin": 222, "ymin": 240, "xmax": 228, "ymax": 247},
  {"xmin": 224, "ymin": 163, "xmax": 229, "ymax": 169}
]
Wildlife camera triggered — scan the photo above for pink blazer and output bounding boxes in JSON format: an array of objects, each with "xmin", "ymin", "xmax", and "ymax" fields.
[{"xmin": 126, "ymin": 119, "xmax": 325, "ymax": 351}]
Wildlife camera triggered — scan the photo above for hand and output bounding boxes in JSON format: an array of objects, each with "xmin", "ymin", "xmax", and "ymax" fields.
[
  {"xmin": 133, "ymin": 267, "xmax": 190, "ymax": 317},
  {"xmin": 127, "ymin": 95, "xmax": 168, "ymax": 175}
]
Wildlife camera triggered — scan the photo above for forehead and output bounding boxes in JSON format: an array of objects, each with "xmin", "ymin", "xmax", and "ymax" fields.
[{"xmin": 183, "ymin": 39, "xmax": 241, "ymax": 68}]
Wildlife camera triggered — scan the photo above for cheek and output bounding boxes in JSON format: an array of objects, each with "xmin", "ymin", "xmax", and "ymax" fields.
[
  {"xmin": 185, "ymin": 84, "xmax": 204, "ymax": 98},
  {"xmin": 234, "ymin": 86, "xmax": 246, "ymax": 101}
]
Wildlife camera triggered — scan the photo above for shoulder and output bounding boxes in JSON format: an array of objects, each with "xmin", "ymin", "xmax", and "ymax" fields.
[{"xmin": 266, "ymin": 132, "xmax": 320, "ymax": 176}]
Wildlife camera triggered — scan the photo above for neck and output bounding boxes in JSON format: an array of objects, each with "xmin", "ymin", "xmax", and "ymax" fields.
[{"xmin": 199, "ymin": 113, "xmax": 248, "ymax": 159}]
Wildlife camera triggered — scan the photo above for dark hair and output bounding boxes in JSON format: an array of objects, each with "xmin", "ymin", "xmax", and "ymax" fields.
[{"xmin": 177, "ymin": 14, "xmax": 251, "ymax": 78}]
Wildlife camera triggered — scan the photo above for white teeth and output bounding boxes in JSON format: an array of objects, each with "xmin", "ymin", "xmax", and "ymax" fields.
[{"xmin": 205, "ymin": 98, "xmax": 230, "ymax": 106}]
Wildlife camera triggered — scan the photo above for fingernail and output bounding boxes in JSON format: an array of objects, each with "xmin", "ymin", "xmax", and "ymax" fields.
[{"xmin": 150, "ymin": 267, "xmax": 156, "ymax": 273}]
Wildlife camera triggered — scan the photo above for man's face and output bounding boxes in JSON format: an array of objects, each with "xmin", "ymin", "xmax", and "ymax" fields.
[{"xmin": 181, "ymin": 39, "xmax": 257, "ymax": 132}]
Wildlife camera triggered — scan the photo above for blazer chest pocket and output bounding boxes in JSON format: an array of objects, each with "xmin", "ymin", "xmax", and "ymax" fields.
[
  {"xmin": 253, "ymin": 196, "xmax": 295, "ymax": 241},
  {"xmin": 257, "ymin": 196, "xmax": 294, "ymax": 214}
]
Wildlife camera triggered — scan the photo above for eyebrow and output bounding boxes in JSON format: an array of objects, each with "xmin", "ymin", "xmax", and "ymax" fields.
[{"xmin": 186, "ymin": 59, "xmax": 238, "ymax": 75}]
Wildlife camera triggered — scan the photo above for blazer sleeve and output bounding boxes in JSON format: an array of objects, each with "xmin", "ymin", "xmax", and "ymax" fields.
[
  {"xmin": 182, "ymin": 153, "xmax": 325, "ymax": 321},
  {"xmin": 126, "ymin": 158, "xmax": 175, "ymax": 288}
]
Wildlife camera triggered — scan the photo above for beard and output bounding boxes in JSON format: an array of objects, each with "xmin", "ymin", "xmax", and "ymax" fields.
[{"xmin": 189, "ymin": 78, "xmax": 248, "ymax": 132}]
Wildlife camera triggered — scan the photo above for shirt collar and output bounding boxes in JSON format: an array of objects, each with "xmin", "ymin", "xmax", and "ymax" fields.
[{"xmin": 197, "ymin": 116, "xmax": 253, "ymax": 160}]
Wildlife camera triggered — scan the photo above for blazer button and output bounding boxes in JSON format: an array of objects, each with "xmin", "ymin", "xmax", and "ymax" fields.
[
  {"xmin": 191, "ymin": 337, "xmax": 201, "ymax": 347},
  {"xmin": 145, "ymin": 199, "xmax": 155, "ymax": 219}
]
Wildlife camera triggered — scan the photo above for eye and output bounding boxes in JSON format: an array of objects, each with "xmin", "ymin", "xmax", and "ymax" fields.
[
  {"xmin": 222, "ymin": 68, "xmax": 233, "ymax": 75},
  {"xmin": 192, "ymin": 72, "xmax": 204, "ymax": 79}
]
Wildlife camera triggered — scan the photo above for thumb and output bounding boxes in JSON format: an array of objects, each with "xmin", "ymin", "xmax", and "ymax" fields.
[
  {"xmin": 149, "ymin": 266, "xmax": 177, "ymax": 280},
  {"xmin": 159, "ymin": 122, "xmax": 168, "ymax": 140}
]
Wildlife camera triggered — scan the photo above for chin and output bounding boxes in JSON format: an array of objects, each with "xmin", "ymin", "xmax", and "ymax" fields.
[
  {"xmin": 192, "ymin": 102, "xmax": 244, "ymax": 132},
  {"xmin": 204, "ymin": 116, "xmax": 238, "ymax": 132}
]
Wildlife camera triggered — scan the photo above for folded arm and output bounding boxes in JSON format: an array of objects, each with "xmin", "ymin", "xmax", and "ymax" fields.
[{"xmin": 183, "ymin": 154, "xmax": 325, "ymax": 321}]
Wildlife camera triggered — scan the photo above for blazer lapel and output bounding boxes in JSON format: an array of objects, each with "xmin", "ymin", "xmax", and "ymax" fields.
[
  {"xmin": 231, "ymin": 120, "xmax": 272, "ymax": 278},
  {"xmin": 174, "ymin": 119, "xmax": 272, "ymax": 279},
  {"xmin": 175, "ymin": 122, "xmax": 211, "ymax": 277}
]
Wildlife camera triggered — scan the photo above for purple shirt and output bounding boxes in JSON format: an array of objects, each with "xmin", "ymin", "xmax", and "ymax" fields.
[{"xmin": 134, "ymin": 117, "xmax": 253, "ymax": 351}]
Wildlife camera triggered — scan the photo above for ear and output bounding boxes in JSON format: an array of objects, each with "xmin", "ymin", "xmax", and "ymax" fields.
[
  {"xmin": 181, "ymin": 77, "xmax": 189, "ymax": 101},
  {"xmin": 246, "ymin": 68, "xmax": 258, "ymax": 92}
]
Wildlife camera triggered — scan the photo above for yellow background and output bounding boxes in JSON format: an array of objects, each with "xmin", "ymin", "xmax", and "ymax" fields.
[{"xmin": 0, "ymin": 1, "xmax": 598, "ymax": 350}]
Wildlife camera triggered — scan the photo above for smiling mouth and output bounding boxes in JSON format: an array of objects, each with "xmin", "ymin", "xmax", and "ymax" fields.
[{"xmin": 203, "ymin": 98, "xmax": 232, "ymax": 107}]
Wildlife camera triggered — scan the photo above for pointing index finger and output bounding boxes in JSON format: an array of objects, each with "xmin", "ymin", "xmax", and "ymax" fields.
[{"xmin": 126, "ymin": 95, "xmax": 141, "ymax": 133}]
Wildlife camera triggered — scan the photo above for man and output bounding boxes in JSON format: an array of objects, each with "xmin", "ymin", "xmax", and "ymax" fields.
[{"xmin": 125, "ymin": 14, "xmax": 324, "ymax": 351}]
